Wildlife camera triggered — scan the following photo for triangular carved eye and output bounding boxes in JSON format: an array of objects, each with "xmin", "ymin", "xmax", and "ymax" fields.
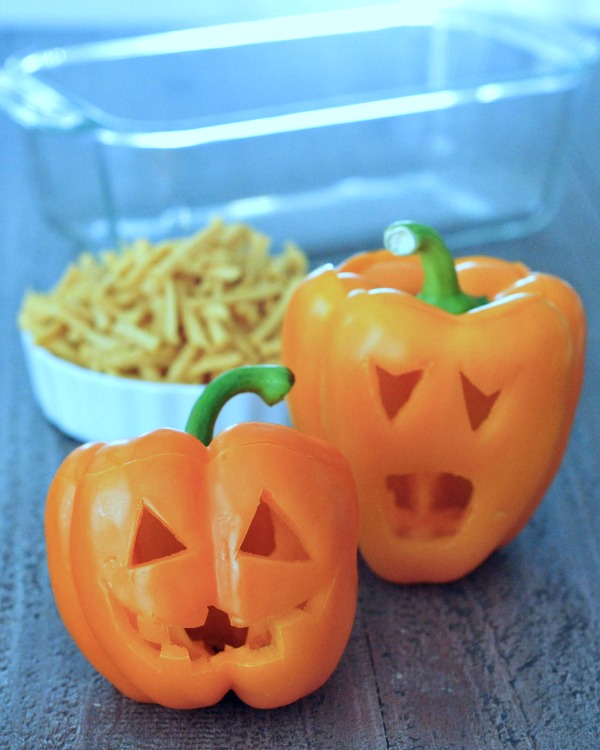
[
  {"xmin": 130, "ymin": 503, "xmax": 187, "ymax": 567},
  {"xmin": 460, "ymin": 372, "xmax": 500, "ymax": 430},
  {"xmin": 240, "ymin": 489, "xmax": 309, "ymax": 562},
  {"xmin": 376, "ymin": 365, "xmax": 424, "ymax": 420}
]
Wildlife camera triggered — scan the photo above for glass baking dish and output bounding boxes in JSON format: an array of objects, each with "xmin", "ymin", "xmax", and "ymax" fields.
[{"xmin": 0, "ymin": 3, "xmax": 598, "ymax": 260}]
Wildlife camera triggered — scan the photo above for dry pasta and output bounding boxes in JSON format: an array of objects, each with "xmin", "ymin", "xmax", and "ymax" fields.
[{"xmin": 19, "ymin": 218, "xmax": 308, "ymax": 383}]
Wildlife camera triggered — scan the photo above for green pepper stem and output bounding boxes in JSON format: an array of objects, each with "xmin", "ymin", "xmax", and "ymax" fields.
[
  {"xmin": 383, "ymin": 221, "xmax": 488, "ymax": 314},
  {"xmin": 185, "ymin": 365, "xmax": 294, "ymax": 446}
]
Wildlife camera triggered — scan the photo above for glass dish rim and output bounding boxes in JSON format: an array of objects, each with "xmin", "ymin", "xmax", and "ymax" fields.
[{"xmin": 1, "ymin": 3, "xmax": 598, "ymax": 147}]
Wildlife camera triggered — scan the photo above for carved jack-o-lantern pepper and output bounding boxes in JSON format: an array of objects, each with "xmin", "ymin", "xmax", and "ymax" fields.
[
  {"xmin": 282, "ymin": 223, "xmax": 585, "ymax": 584},
  {"xmin": 45, "ymin": 366, "xmax": 359, "ymax": 709}
]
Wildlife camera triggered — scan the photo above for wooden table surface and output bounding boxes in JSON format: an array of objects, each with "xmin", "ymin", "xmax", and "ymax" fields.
[{"xmin": 1, "ymin": 24, "xmax": 599, "ymax": 750}]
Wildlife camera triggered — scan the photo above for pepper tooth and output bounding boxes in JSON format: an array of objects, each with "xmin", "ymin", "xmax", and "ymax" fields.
[{"xmin": 135, "ymin": 614, "xmax": 169, "ymax": 643}]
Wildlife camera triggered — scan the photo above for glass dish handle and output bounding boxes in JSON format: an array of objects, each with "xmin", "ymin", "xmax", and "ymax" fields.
[{"xmin": 0, "ymin": 70, "xmax": 88, "ymax": 131}]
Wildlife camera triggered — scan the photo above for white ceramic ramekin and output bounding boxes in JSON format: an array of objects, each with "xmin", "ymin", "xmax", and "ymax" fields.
[{"xmin": 21, "ymin": 333, "xmax": 290, "ymax": 444}]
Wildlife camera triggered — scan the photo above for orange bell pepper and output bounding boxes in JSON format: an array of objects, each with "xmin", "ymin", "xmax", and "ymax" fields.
[
  {"xmin": 282, "ymin": 222, "xmax": 585, "ymax": 584},
  {"xmin": 45, "ymin": 366, "xmax": 359, "ymax": 709}
]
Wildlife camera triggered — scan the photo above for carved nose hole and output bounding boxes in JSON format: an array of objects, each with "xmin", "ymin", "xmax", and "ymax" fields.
[
  {"xmin": 460, "ymin": 372, "xmax": 500, "ymax": 430},
  {"xmin": 384, "ymin": 473, "xmax": 473, "ymax": 538},
  {"xmin": 130, "ymin": 503, "xmax": 186, "ymax": 566},
  {"xmin": 240, "ymin": 489, "xmax": 309, "ymax": 561},
  {"xmin": 376, "ymin": 366, "xmax": 424, "ymax": 420}
]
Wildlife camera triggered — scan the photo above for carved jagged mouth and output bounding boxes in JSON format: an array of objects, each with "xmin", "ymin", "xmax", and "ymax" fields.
[
  {"xmin": 120, "ymin": 603, "xmax": 271, "ymax": 660},
  {"xmin": 114, "ymin": 598, "xmax": 309, "ymax": 661},
  {"xmin": 384, "ymin": 472, "xmax": 474, "ymax": 539}
]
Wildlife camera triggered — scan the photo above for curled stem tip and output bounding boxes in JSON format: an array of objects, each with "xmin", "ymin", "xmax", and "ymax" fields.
[
  {"xmin": 185, "ymin": 365, "xmax": 294, "ymax": 446},
  {"xmin": 384, "ymin": 221, "xmax": 488, "ymax": 314}
]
